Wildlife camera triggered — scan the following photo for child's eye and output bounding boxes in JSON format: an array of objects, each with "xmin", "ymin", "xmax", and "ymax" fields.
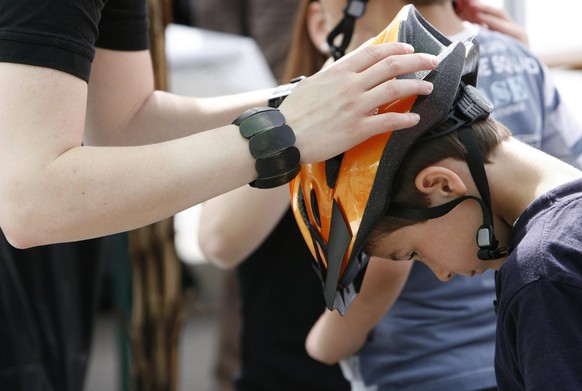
[{"xmin": 390, "ymin": 251, "xmax": 418, "ymax": 262}]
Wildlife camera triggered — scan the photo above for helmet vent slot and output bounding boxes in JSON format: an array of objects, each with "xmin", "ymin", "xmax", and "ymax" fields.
[
  {"xmin": 325, "ymin": 154, "xmax": 344, "ymax": 189},
  {"xmin": 310, "ymin": 189, "xmax": 321, "ymax": 228}
]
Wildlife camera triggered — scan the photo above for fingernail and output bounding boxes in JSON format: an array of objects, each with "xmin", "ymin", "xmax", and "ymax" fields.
[
  {"xmin": 410, "ymin": 113, "xmax": 420, "ymax": 123},
  {"xmin": 431, "ymin": 55, "xmax": 440, "ymax": 66}
]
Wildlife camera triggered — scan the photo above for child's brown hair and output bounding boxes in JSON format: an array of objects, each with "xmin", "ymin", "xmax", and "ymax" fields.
[{"xmin": 365, "ymin": 118, "xmax": 512, "ymax": 253}]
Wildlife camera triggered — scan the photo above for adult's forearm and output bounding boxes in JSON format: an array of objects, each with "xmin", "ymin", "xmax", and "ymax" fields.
[
  {"xmin": 84, "ymin": 48, "xmax": 274, "ymax": 146},
  {"xmin": 1, "ymin": 125, "xmax": 255, "ymax": 248},
  {"xmin": 85, "ymin": 88, "xmax": 274, "ymax": 146}
]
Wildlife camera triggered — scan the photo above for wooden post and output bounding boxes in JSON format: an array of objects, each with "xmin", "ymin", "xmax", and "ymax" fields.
[{"xmin": 126, "ymin": 1, "xmax": 187, "ymax": 390}]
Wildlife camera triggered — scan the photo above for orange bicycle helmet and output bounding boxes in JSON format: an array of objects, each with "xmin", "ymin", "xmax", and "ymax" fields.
[{"xmin": 290, "ymin": 5, "xmax": 488, "ymax": 314}]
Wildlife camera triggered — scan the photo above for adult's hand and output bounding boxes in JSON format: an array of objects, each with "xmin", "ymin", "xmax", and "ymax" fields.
[
  {"xmin": 279, "ymin": 42, "xmax": 438, "ymax": 164},
  {"xmin": 455, "ymin": 0, "xmax": 529, "ymax": 46}
]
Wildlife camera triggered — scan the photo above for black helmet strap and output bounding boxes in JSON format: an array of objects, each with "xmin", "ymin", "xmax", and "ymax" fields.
[
  {"xmin": 327, "ymin": 0, "xmax": 368, "ymax": 61},
  {"xmin": 457, "ymin": 126, "xmax": 510, "ymax": 260}
]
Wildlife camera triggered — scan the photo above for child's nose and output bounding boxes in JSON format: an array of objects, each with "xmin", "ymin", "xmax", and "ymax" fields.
[{"xmin": 434, "ymin": 268, "xmax": 454, "ymax": 282}]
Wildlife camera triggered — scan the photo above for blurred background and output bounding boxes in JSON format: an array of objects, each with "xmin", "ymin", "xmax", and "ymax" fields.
[{"xmin": 84, "ymin": 1, "xmax": 582, "ymax": 390}]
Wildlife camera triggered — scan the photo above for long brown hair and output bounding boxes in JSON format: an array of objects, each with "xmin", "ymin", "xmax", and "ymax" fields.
[
  {"xmin": 282, "ymin": 0, "xmax": 329, "ymax": 81},
  {"xmin": 282, "ymin": 0, "xmax": 453, "ymax": 81}
]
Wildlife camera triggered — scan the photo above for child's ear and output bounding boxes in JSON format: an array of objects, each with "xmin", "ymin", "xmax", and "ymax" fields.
[
  {"xmin": 306, "ymin": 1, "xmax": 331, "ymax": 55},
  {"xmin": 415, "ymin": 165, "xmax": 467, "ymax": 204}
]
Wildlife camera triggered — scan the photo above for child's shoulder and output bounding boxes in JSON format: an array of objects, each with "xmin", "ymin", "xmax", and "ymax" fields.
[{"xmin": 498, "ymin": 179, "xmax": 582, "ymax": 306}]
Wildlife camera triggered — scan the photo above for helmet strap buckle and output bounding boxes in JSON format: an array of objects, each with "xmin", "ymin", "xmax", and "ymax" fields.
[{"xmin": 326, "ymin": 0, "xmax": 369, "ymax": 60}]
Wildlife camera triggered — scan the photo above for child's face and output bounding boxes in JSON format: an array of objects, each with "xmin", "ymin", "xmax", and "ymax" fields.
[{"xmin": 370, "ymin": 198, "xmax": 505, "ymax": 281}]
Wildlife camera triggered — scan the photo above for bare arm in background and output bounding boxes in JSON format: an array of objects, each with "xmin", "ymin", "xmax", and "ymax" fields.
[
  {"xmin": 306, "ymin": 257, "xmax": 413, "ymax": 363},
  {"xmin": 198, "ymin": 185, "xmax": 289, "ymax": 268}
]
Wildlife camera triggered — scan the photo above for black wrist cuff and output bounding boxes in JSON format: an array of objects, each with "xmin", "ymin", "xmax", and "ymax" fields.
[{"xmin": 233, "ymin": 107, "xmax": 301, "ymax": 189}]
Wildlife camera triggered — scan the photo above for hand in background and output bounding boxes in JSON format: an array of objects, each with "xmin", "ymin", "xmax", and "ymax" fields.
[{"xmin": 455, "ymin": 0, "xmax": 529, "ymax": 47}]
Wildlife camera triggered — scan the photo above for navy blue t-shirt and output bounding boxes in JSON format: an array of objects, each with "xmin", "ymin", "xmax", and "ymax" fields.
[{"xmin": 495, "ymin": 178, "xmax": 582, "ymax": 390}]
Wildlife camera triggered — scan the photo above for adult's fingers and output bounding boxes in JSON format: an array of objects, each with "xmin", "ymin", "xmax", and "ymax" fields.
[
  {"xmin": 278, "ymin": 47, "xmax": 435, "ymax": 164},
  {"xmin": 328, "ymin": 42, "xmax": 416, "ymax": 74},
  {"xmin": 351, "ymin": 78, "xmax": 434, "ymax": 139},
  {"xmin": 360, "ymin": 51, "xmax": 439, "ymax": 92},
  {"xmin": 364, "ymin": 110, "xmax": 422, "ymax": 137},
  {"xmin": 367, "ymin": 77, "xmax": 434, "ymax": 115}
]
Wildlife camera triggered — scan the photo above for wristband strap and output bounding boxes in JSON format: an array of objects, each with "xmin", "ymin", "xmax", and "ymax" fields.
[
  {"xmin": 235, "ymin": 108, "xmax": 286, "ymax": 138},
  {"xmin": 253, "ymin": 165, "xmax": 302, "ymax": 189},
  {"xmin": 233, "ymin": 107, "xmax": 301, "ymax": 189},
  {"xmin": 255, "ymin": 146, "xmax": 300, "ymax": 177},
  {"xmin": 249, "ymin": 124, "xmax": 295, "ymax": 159}
]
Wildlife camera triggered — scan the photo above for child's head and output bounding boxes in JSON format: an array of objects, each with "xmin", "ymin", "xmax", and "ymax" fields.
[
  {"xmin": 364, "ymin": 116, "xmax": 511, "ymax": 281},
  {"xmin": 366, "ymin": 117, "xmax": 511, "ymax": 244},
  {"xmin": 290, "ymin": 5, "xmax": 510, "ymax": 313}
]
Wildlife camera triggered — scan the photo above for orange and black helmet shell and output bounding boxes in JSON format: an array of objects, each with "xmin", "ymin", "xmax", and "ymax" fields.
[{"xmin": 290, "ymin": 5, "xmax": 480, "ymax": 313}]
